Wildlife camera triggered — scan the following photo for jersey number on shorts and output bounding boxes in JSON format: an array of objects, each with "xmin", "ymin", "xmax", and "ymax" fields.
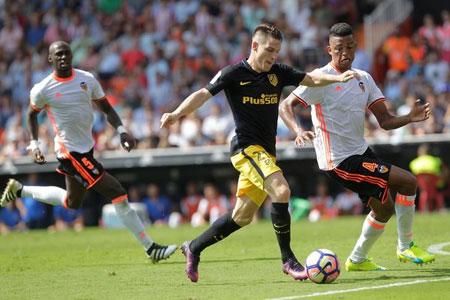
[{"xmin": 81, "ymin": 157, "xmax": 94, "ymax": 170}]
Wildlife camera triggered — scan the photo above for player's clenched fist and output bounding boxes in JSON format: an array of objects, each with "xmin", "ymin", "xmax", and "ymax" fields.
[
  {"xmin": 409, "ymin": 99, "xmax": 431, "ymax": 122},
  {"xmin": 160, "ymin": 112, "xmax": 179, "ymax": 129},
  {"xmin": 120, "ymin": 132, "xmax": 136, "ymax": 152}
]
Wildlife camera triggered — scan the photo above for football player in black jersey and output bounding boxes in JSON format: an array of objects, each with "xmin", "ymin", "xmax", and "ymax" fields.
[{"xmin": 161, "ymin": 23, "xmax": 356, "ymax": 283}]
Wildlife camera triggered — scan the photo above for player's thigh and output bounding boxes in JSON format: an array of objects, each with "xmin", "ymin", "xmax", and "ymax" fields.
[
  {"xmin": 231, "ymin": 145, "xmax": 283, "ymax": 202},
  {"xmin": 231, "ymin": 145, "xmax": 280, "ymax": 191},
  {"xmin": 388, "ymin": 165, "xmax": 417, "ymax": 195},
  {"xmin": 264, "ymin": 171, "xmax": 290, "ymax": 203},
  {"xmin": 368, "ymin": 193, "xmax": 395, "ymax": 222},
  {"xmin": 65, "ymin": 175, "xmax": 87, "ymax": 209},
  {"xmin": 232, "ymin": 195, "xmax": 260, "ymax": 226},
  {"xmin": 235, "ymin": 174, "xmax": 268, "ymax": 207},
  {"xmin": 92, "ymin": 172, "xmax": 127, "ymax": 200}
]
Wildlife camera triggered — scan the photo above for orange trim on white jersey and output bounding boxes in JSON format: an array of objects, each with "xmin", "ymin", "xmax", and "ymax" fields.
[
  {"xmin": 52, "ymin": 70, "xmax": 75, "ymax": 82},
  {"xmin": 292, "ymin": 93, "xmax": 308, "ymax": 108},
  {"xmin": 368, "ymin": 98, "xmax": 386, "ymax": 111},
  {"xmin": 315, "ymin": 104, "xmax": 333, "ymax": 169},
  {"xmin": 45, "ymin": 105, "xmax": 68, "ymax": 158}
]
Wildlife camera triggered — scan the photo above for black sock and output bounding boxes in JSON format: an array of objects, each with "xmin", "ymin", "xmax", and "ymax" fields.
[
  {"xmin": 190, "ymin": 212, "xmax": 241, "ymax": 255},
  {"xmin": 16, "ymin": 188, "xmax": 22, "ymax": 198},
  {"xmin": 271, "ymin": 202, "xmax": 295, "ymax": 262}
]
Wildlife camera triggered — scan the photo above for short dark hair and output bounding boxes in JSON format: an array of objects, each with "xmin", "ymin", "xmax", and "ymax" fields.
[
  {"xmin": 329, "ymin": 23, "xmax": 353, "ymax": 37},
  {"xmin": 253, "ymin": 23, "xmax": 283, "ymax": 41}
]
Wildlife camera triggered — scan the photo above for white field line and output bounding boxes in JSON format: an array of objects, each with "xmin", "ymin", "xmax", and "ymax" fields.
[
  {"xmin": 428, "ymin": 242, "xmax": 450, "ymax": 255},
  {"xmin": 266, "ymin": 277, "xmax": 450, "ymax": 300}
]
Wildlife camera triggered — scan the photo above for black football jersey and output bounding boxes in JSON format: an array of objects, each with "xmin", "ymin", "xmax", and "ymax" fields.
[{"xmin": 206, "ymin": 60, "xmax": 305, "ymax": 155}]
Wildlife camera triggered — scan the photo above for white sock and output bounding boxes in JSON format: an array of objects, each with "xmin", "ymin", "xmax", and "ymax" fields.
[
  {"xmin": 114, "ymin": 199, "xmax": 153, "ymax": 250},
  {"xmin": 395, "ymin": 193, "xmax": 415, "ymax": 252},
  {"xmin": 21, "ymin": 185, "xmax": 66, "ymax": 206},
  {"xmin": 349, "ymin": 212, "xmax": 386, "ymax": 263}
]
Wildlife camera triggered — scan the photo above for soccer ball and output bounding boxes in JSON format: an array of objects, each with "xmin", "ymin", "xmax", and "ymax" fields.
[{"xmin": 306, "ymin": 249, "xmax": 340, "ymax": 284}]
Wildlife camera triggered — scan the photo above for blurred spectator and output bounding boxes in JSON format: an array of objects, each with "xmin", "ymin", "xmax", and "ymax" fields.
[
  {"xmin": 180, "ymin": 181, "xmax": 202, "ymax": 223},
  {"xmin": 409, "ymin": 144, "xmax": 445, "ymax": 212},
  {"xmin": 308, "ymin": 180, "xmax": 336, "ymax": 221},
  {"xmin": 15, "ymin": 174, "xmax": 51, "ymax": 229},
  {"xmin": 424, "ymin": 51, "xmax": 449, "ymax": 93},
  {"xmin": 191, "ymin": 183, "xmax": 230, "ymax": 227},
  {"xmin": 0, "ymin": 17, "xmax": 23, "ymax": 60},
  {"xmin": 143, "ymin": 183, "xmax": 172, "ymax": 225},
  {"xmin": 0, "ymin": 201, "xmax": 26, "ymax": 235},
  {"xmin": 0, "ymin": 0, "xmax": 448, "ymax": 166},
  {"xmin": 333, "ymin": 189, "xmax": 363, "ymax": 216},
  {"xmin": 437, "ymin": 10, "xmax": 450, "ymax": 63},
  {"xmin": 383, "ymin": 29, "xmax": 411, "ymax": 73},
  {"xmin": 419, "ymin": 14, "xmax": 438, "ymax": 50},
  {"xmin": 49, "ymin": 206, "xmax": 84, "ymax": 232}
]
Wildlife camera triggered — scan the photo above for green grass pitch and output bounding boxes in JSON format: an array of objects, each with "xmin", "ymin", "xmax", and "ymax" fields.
[{"xmin": 1, "ymin": 213, "xmax": 449, "ymax": 299}]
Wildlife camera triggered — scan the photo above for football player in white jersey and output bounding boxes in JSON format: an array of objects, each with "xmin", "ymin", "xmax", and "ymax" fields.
[
  {"xmin": 0, "ymin": 41, "xmax": 176, "ymax": 262},
  {"xmin": 280, "ymin": 23, "xmax": 435, "ymax": 271}
]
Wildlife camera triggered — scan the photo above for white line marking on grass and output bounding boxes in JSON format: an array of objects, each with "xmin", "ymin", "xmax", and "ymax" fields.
[
  {"xmin": 266, "ymin": 277, "xmax": 450, "ymax": 300},
  {"xmin": 428, "ymin": 242, "xmax": 450, "ymax": 255}
]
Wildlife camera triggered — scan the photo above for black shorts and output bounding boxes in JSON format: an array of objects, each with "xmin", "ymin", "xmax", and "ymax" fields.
[
  {"xmin": 326, "ymin": 148, "xmax": 391, "ymax": 204},
  {"xmin": 56, "ymin": 148, "xmax": 105, "ymax": 189}
]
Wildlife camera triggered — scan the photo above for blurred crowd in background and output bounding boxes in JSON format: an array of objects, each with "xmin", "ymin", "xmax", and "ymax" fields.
[
  {"xmin": 1, "ymin": 0, "xmax": 450, "ymax": 233},
  {"xmin": 0, "ymin": 0, "xmax": 449, "ymax": 162}
]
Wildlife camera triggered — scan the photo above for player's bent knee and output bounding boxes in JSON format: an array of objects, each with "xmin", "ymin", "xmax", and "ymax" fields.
[
  {"xmin": 232, "ymin": 209, "xmax": 253, "ymax": 226},
  {"xmin": 377, "ymin": 205, "xmax": 394, "ymax": 222},
  {"xmin": 274, "ymin": 185, "xmax": 290, "ymax": 203},
  {"xmin": 405, "ymin": 173, "xmax": 417, "ymax": 193}
]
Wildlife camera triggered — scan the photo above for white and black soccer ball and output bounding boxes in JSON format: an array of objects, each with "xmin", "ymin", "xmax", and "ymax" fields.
[{"xmin": 306, "ymin": 249, "xmax": 340, "ymax": 284}]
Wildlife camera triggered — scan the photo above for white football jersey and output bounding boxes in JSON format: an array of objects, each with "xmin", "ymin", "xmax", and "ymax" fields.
[
  {"xmin": 30, "ymin": 69, "xmax": 105, "ymax": 158},
  {"xmin": 292, "ymin": 64, "xmax": 385, "ymax": 170}
]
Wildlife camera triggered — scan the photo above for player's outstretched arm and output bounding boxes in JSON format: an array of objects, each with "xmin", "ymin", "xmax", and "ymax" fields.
[
  {"xmin": 280, "ymin": 94, "xmax": 315, "ymax": 148},
  {"xmin": 160, "ymin": 88, "xmax": 212, "ymax": 129},
  {"xmin": 94, "ymin": 97, "xmax": 136, "ymax": 152},
  {"xmin": 300, "ymin": 70, "xmax": 358, "ymax": 87},
  {"xmin": 27, "ymin": 106, "xmax": 46, "ymax": 164},
  {"xmin": 370, "ymin": 99, "xmax": 431, "ymax": 130}
]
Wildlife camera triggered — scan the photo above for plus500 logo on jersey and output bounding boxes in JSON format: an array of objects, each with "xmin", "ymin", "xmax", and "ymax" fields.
[{"xmin": 242, "ymin": 93, "xmax": 278, "ymax": 105}]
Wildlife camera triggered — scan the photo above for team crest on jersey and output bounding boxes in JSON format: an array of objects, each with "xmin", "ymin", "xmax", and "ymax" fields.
[
  {"xmin": 80, "ymin": 81, "xmax": 88, "ymax": 91},
  {"xmin": 268, "ymin": 74, "xmax": 278, "ymax": 86},
  {"xmin": 358, "ymin": 81, "xmax": 365, "ymax": 92},
  {"xmin": 378, "ymin": 165, "xmax": 389, "ymax": 174}
]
